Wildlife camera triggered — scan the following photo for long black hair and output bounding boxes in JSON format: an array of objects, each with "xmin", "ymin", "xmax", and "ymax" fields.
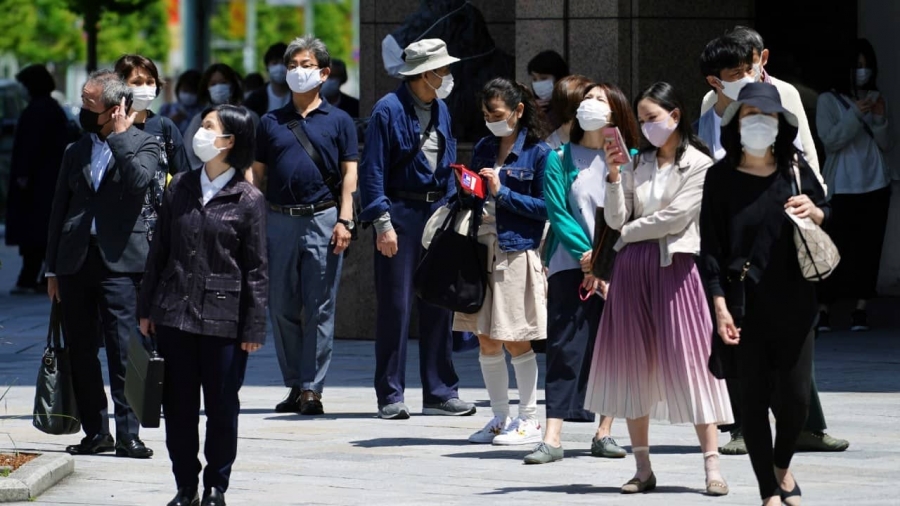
[
  {"xmin": 635, "ymin": 82, "xmax": 711, "ymax": 162},
  {"xmin": 720, "ymin": 106, "xmax": 801, "ymax": 174},
  {"xmin": 480, "ymin": 77, "xmax": 549, "ymax": 144}
]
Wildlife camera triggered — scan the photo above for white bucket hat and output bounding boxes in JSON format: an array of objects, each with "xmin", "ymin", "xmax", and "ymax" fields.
[{"xmin": 397, "ymin": 38, "xmax": 460, "ymax": 76}]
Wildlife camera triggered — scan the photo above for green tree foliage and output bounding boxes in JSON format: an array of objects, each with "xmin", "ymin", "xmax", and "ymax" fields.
[
  {"xmin": 211, "ymin": 0, "xmax": 353, "ymax": 75},
  {"xmin": 0, "ymin": 0, "xmax": 169, "ymax": 70},
  {"xmin": 0, "ymin": 0, "xmax": 83, "ymax": 66}
]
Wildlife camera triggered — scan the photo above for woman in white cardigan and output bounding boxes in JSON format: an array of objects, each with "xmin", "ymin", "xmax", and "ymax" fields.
[
  {"xmin": 584, "ymin": 82, "xmax": 732, "ymax": 495},
  {"xmin": 816, "ymin": 38, "xmax": 892, "ymax": 332}
]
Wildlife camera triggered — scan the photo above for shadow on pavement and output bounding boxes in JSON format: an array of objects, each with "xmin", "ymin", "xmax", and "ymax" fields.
[
  {"xmin": 479, "ymin": 484, "xmax": 701, "ymax": 496},
  {"xmin": 350, "ymin": 437, "xmax": 470, "ymax": 448}
]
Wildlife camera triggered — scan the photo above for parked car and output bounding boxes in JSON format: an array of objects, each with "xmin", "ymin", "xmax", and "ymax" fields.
[{"xmin": 0, "ymin": 79, "xmax": 28, "ymax": 223}]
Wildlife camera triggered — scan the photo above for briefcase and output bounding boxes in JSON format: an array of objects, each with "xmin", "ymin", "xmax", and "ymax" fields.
[{"xmin": 124, "ymin": 328, "xmax": 165, "ymax": 428}]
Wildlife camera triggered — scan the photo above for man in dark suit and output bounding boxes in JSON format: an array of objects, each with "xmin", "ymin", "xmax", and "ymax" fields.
[{"xmin": 46, "ymin": 70, "xmax": 160, "ymax": 458}]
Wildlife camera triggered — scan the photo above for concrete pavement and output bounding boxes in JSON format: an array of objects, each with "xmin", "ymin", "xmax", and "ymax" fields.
[{"xmin": 0, "ymin": 241, "xmax": 898, "ymax": 505}]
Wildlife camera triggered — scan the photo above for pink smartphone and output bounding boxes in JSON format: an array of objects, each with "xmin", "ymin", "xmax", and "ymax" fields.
[{"xmin": 602, "ymin": 126, "xmax": 632, "ymax": 165}]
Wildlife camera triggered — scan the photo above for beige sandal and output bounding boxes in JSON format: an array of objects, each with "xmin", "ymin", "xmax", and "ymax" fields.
[
  {"xmin": 704, "ymin": 451, "xmax": 729, "ymax": 496},
  {"xmin": 621, "ymin": 473, "xmax": 657, "ymax": 494}
]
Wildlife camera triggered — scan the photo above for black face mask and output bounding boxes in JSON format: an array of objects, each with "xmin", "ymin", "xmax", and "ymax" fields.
[{"xmin": 79, "ymin": 107, "xmax": 111, "ymax": 135}]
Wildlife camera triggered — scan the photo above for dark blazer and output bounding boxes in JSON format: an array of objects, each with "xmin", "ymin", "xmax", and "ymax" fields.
[
  {"xmin": 138, "ymin": 169, "xmax": 268, "ymax": 344},
  {"xmin": 46, "ymin": 127, "xmax": 160, "ymax": 275}
]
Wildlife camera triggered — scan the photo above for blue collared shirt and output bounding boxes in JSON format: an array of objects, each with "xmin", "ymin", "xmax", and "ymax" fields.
[
  {"xmin": 255, "ymin": 100, "xmax": 358, "ymax": 206},
  {"xmin": 358, "ymin": 84, "xmax": 457, "ymax": 223},
  {"xmin": 90, "ymin": 133, "xmax": 114, "ymax": 234},
  {"xmin": 464, "ymin": 128, "xmax": 549, "ymax": 251}
]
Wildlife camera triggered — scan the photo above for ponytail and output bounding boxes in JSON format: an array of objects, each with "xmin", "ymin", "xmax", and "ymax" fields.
[{"xmin": 481, "ymin": 77, "xmax": 550, "ymax": 144}]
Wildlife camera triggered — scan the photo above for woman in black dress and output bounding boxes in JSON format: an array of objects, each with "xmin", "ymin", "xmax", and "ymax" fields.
[{"xmin": 699, "ymin": 82, "xmax": 829, "ymax": 506}]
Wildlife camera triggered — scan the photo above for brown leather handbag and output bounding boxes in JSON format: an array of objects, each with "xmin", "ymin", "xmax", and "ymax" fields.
[{"xmin": 590, "ymin": 207, "xmax": 621, "ymax": 281}]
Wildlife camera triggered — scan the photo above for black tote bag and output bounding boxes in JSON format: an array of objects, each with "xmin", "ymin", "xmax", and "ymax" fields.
[
  {"xmin": 125, "ymin": 328, "xmax": 165, "ymax": 428},
  {"xmin": 33, "ymin": 302, "xmax": 81, "ymax": 435},
  {"xmin": 414, "ymin": 203, "xmax": 489, "ymax": 314}
]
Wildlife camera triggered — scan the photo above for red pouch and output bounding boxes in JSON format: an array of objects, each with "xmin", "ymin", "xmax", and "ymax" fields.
[{"xmin": 451, "ymin": 163, "xmax": 486, "ymax": 199}]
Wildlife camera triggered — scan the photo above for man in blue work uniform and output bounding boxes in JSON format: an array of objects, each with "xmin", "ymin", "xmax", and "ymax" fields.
[
  {"xmin": 252, "ymin": 36, "xmax": 359, "ymax": 416},
  {"xmin": 359, "ymin": 39, "xmax": 476, "ymax": 420}
]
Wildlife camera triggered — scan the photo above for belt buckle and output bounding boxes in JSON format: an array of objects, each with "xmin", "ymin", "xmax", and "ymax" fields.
[
  {"xmin": 288, "ymin": 206, "xmax": 305, "ymax": 217},
  {"xmin": 425, "ymin": 191, "xmax": 440, "ymax": 203}
]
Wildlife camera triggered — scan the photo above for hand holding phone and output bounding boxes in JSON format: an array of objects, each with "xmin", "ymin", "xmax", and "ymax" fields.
[{"xmin": 603, "ymin": 126, "xmax": 632, "ymax": 167}]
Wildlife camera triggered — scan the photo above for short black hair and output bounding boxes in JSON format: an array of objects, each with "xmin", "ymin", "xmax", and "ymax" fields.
[
  {"xmin": 114, "ymin": 54, "xmax": 165, "ymax": 95},
  {"xmin": 700, "ymin": 36, "xmax": 753, "ymax": 80},
  {"xmin": 726, "ymin": 26, "xmax": 765, "ymax": 55},
  {"xmin": 243, "ymin": 72, "xmax": 265, "ymax": 92},
  {"xmin": 174, "ymin": 69, "xmax": 202, "ymax": 95},
  {"xmin": 526, "ymin": 50, "xmax": 570, "ymax": 81},
  {"xmin": 201, "ymin": 105, "xmax": 256, "ymax": 170},
  {"xmin": 264, "ymin": 42, "xmax": 288, "ymax": 66},
  {"xmin": 330, "ymin": 58, "xmax": 348, "ymax": 85},
  {"xmin": 16, "ymin": 64, "xmax": 55, "ymax": 97}
]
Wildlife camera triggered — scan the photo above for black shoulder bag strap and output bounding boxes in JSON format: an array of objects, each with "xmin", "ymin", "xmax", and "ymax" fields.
[
  {"xmin": 287, "ymin": 119, "xmax": 341, "ymax": 201},
  {"xmin": 394, "ymin": 115, "xmax": 436, "ymax": 171},
  {"xmin": 830, "ymin": 90, "xmax": 876, "ymax": 140}
]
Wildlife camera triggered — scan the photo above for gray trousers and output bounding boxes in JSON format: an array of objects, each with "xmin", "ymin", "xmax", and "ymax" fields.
[{"xmin": 267, "ymin": 207, "xmax": 342, "ymax": 393}]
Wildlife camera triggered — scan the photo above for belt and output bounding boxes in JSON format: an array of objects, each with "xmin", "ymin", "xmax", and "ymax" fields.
[
  {"xmin": 390, "ymin": 190, "xmax": 446, "ymax": 203},
  {"xmin": 269, "ymin": 200, "xmax": 336, "ymax": 217}
]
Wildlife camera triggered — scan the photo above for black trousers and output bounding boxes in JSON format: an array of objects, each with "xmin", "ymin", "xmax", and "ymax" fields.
[
  {"xmin": 720, "ymin": 330, "xmax": 826, "ymax": 434},
  {"xmin": 544, "ymin": 269, "xmax": 602, "ymax": 422},
  {"xmin": 739, "ymin": 330, "xmax": 814, "ymax": 499},
  {"xmin": 156, "ymin": 326, "xmax": 248, "ymax": 493},
  {"xmin": 819, "ymin": 186, "xmax": 891, "ymax": 304},
  {"xmin": 57, "ymin": 245, "xmax": 140, "ymax": 438},
  {"xmin": 16, "ymin": 245, "xmax": 44, "ymax": 288}
]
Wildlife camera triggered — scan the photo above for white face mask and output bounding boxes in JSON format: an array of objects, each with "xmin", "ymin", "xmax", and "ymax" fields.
[
  {"xmin": 740, "ymin": 114, "xmax": 779, "ymax": 157},
  {"xmin": 426, "ymin": 71, "xmax": 454, "ymax": 100},
  {"xmin": 192, "ymin": 128, "xmax": 230, "ymax": 163},
  {"xmin": 752, "ymin": 63, "xmax": 763, "ymax": 81},
  {"xmin": 130, "ymin": 85, "xmax": 156, "ymax": 112},
  {"xmin": 856, "ymin": 68, "xmax": 873, "ymax": 87},
  {"xmin": 268, "ymin": 64, "xmax": 287, "ymax": 85},
  {"xmin": 178, "ymin": 91, "xmax": 197, "ymax": 107},
  {"xmin": 718, "ymin": 75, "xmax": 756, "ymax": 101},
  {"xmin": 485, "ymin": 111, "xmax": 516, "ymax": 137},
  {"xmin": 208, "ymin": 83, "xmax": 231, "ymax": 105},
  {"xmin": 576, "ymin": 99, "xmax": 611, "ymax": 132},
  {"xmin": 286, "ymin": 67, "xmax": 323, "ymax": 94},
  {"xmin": 532, "ymin": 79, "xmax": 554, "ymax": 101}
]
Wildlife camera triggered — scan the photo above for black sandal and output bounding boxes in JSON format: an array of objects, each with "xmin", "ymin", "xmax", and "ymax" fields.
[{"xmin": 780, "ymin": 481, "xmax": 801, "ymax": 506}]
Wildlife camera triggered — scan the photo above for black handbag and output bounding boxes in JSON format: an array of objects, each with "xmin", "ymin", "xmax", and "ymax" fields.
[
  {"xmin": 414, "ymin": 202, "xmax": 489, "ymax": 314},
  {"xmin": 589, "ymin": 207, "xmax": 621, "ymax": 281},
  {"xmin": 124, "ymin": 328, "xmax": 165, "ymax": 428},
  {"xmin": 33, "ymin": 302, "xmax": 81, "ymax": 435}
]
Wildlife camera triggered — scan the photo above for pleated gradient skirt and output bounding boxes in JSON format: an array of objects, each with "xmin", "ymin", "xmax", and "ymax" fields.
[{"xmin": 584, "ymin": 242, "xmax": 733, "ymax": 425}]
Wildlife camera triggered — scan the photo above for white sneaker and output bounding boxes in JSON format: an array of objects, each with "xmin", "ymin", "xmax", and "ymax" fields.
[
  {"xmin": 492, "ymin": 417, "xmax": 542, "ymax": 446},
  {"xmin": 468, "ymin": 415, "xmax": 511, "ymax": 444}
]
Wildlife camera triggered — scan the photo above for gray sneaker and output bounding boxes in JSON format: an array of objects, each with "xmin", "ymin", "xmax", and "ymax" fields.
[
  {"xmin": 591, "ymin": 435, "xmax": 627, "ymax": 458},
  {"xmin": 378, "ymin": 402, "xmax": 411, "ymax": 420},
  {"xmin": 524, "ymin": 442, "xmax": 564, "ymax": 464},
  {"xmin": 422, "ymin": 398, "xmax": 476, "ymax": 416}
]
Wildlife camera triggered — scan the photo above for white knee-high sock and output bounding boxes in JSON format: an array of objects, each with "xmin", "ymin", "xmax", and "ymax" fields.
[
  {"xmin": 479, "ymin": 352, "xmax": 509, "ymax": 418},
  {"xmin": 511, "ymin": 350, "xmax": 539, "ymax": 420}
]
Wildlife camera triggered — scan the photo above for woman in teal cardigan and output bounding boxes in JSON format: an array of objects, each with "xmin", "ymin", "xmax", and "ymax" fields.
[{"xmin": 525, "ymin": 82, "xmax": 641, "ymax": 464}]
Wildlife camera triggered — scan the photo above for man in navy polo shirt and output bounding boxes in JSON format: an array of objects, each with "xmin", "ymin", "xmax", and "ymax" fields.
[
  {"xmin": 250, "ymin": 35, "xmax": 358, "ymax": 416},
  {"xmin": 359, "ymin": 39, "xmax": 475, "ymax": 420}
]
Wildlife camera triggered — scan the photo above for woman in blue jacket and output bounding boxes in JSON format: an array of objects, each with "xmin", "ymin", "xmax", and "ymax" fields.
[{"xmin": 458, "ymin": 78, "xmax": 550, "ymax": 447}]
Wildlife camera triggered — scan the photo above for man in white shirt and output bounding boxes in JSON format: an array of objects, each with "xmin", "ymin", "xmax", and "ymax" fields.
[{"xmin": 698, "ymin": 27, "xmax": 821, "ymax": 178}]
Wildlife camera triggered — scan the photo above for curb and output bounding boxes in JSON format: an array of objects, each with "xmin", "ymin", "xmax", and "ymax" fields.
[{"xmin": 0, "ymin": 453, "xmax": 74, "ymax": 502}]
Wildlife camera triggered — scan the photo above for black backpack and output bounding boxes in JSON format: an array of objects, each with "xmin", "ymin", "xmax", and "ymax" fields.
[{"xmin": 140, "ymin": 118, "xmax": 176, "ymax": 243}]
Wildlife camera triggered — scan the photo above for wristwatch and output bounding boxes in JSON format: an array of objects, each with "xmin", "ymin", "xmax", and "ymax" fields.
[{"xmin": 337, "ymin": 218, "xmax": 355, "ymax": 231}]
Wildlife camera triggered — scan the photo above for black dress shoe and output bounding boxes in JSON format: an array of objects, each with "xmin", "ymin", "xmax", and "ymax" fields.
[
  {"xmin": 167, "ymin": 488, "xmax": 200, "ymax": 506},
  {"xmin": 275, "ymin": 387, "xmax": 303, "ymax": 413},
  {"xmin": 115, "ymin": 434, "xmax": 154, "ymax": 458},
  {"xmin": 65, "ymin": 434, "xmax": 115, "ymax": 455},
  {"xmin": 299, "ymin": 390, "xmax": 324, "ymax": 415},
  {"xmin": 201, "ymin": 488, "xmax": 226, "ymax": 506}
]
